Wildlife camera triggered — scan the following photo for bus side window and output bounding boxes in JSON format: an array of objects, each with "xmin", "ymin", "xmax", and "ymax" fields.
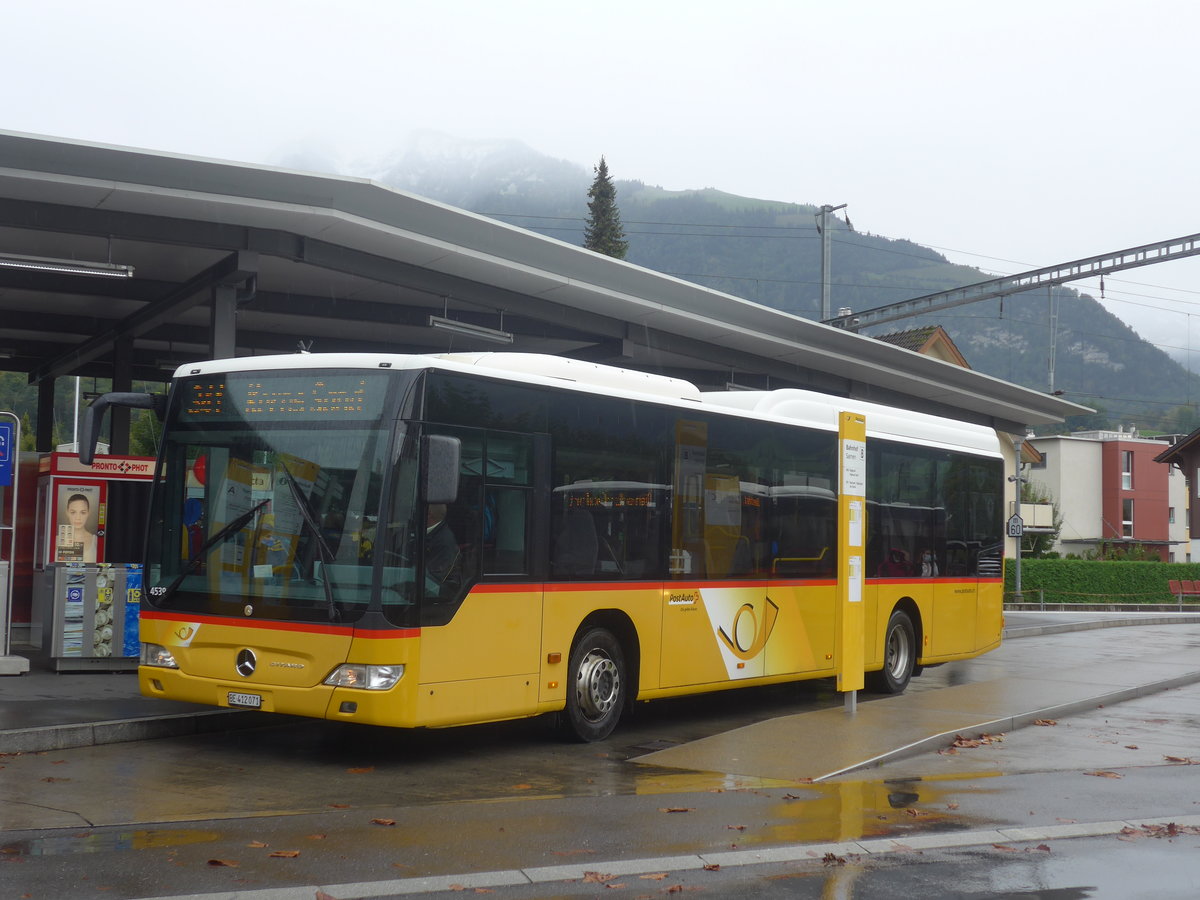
[
  {"xmin": 485, "ymin": 486, "xmax": 529, "ymax": 574},
  {"xmin": 554, "ymin": 506, "xmax": 599, "ymax": 577}
]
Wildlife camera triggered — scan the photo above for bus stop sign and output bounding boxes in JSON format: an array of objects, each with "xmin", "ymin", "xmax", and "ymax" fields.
[
  {"xmin": 1007, "ymin": 514, "xmax": 1024, "ymax": 538},
  {"xmin": 0, "ymin": 420, "xmax": 13, "ymax": 486}
]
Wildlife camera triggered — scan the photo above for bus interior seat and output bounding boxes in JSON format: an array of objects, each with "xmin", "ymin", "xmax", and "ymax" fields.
[{"xmin": 554, "ymin": 508, "xmax": 599, "ymax": 576}]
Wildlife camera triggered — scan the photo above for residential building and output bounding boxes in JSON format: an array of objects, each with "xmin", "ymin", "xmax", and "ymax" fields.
[
  {"xmin": 1028, "ymin": 428, "xmax": 1188, "ymax": 560},
  {"xmin": 1153, "ymin": 429, "xmax": 1200, "ymax": 562}
]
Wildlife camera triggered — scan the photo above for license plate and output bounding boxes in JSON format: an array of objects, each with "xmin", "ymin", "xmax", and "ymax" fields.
[{"xmin": 227, "ymin": 691, "xmax": 262, "ymax": 709}]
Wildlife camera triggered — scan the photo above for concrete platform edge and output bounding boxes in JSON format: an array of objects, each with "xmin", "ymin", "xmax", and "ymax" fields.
[
  {"xmin": 0, "ymin": 709, "xmax": 280, "ymax": 754},
  {"xmin": 814, "ymin": 668, "xmax": 1200, "ymax": 781},
  {"xmin": 125, "ymin": 814, "xmax": 1200, "ymax": 900}
]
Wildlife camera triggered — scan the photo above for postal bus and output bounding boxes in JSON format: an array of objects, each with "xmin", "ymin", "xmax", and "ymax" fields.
[{"xmin": 85, "ymin": 352, "xmax": 1005, "ymax": 741}]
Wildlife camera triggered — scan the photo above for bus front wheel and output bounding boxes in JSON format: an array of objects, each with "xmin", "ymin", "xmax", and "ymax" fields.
[
  {"xmin": 867, "ymin": 609, "xmax": 916, "ymax": 694},
  {"xmin": 561, "ymin": 627, "xmax": 626, "ymax": 742}
]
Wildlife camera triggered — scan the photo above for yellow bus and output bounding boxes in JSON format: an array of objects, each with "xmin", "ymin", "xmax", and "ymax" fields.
[{"xmin": 86, "ymin": 352, "xmax": 1004, "ymax": 741}]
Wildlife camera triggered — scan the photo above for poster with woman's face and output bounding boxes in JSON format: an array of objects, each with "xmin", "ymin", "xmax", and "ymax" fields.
[{"xmin": 56, "ymin": 484, "xmax": 102, "ymax": 563}]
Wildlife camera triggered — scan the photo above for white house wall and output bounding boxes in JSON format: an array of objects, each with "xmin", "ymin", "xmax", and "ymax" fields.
[{"xmin": 1029, "ymin": 436, "xmax": 1104, "ymax": 556}]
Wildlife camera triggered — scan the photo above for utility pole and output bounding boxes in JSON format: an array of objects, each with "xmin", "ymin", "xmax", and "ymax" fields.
[
  {"xmin": 1047, "ymin": 285, "xmax": 1058, "ymax": 394},
  {"xmin": 815, "ymin": 204, "xmax": 848, "ymax": 321},
  {"xmin": 1008, "ymin": 434, "xmax": 1027, "ymax": 602}
]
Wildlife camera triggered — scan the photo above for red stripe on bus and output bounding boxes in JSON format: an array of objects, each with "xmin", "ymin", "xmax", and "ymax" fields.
[
  {"xmin": 139, "ymin": 609, "xmax": 419, "ymax": 638},
  {"xmin": 473, "ymin": 580, "xmax": 841, "ymax": 592}
]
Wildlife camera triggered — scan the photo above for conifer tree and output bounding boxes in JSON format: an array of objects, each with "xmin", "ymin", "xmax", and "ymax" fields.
[{"xmin": 583, "ymin": 156, "xmax": 629, "ymax": 259}]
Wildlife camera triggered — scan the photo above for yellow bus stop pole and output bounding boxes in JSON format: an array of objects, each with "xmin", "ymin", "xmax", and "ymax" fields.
[{"xmin": 836, "ymin": 411, "xmax": 866, "ymax": 712}]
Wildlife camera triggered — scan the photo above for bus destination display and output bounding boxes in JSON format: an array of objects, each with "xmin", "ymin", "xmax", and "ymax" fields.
[{"xmin": 181, "ymin": 373, "xmax": 385, "ymax": 420}]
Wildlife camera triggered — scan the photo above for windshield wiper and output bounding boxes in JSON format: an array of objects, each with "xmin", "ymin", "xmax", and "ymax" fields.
[
  {"xmin": 276, "ymin": 458, "xmax": 342, "ymax": 622},
  {"xmin": 158, "ymin": 498, "xmax": 270, "ymax": 604}
]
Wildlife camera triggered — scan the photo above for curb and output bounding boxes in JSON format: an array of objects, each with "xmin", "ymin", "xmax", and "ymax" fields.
[
  {"xmin": 1003, "ymin": 613, "xmax": 1200, "ymax": 638},
  {"xmin": 813, "ymin": 667, "xmax": 1200, "ymax": 781},
  {"xmin": 0, "ymin": 709, "xmax": 283, "ymax": 755},
  {"xmin": 128, "ymin": 813, "xmax": 1200, "ymax": 899}
]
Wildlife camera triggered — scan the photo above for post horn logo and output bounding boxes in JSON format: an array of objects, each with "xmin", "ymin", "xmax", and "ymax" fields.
[{"xmin": 717, "ymin": 597, "xmax": 780, "ymax": 660}]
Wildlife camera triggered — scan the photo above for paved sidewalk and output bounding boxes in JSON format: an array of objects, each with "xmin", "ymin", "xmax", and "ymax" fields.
[{"xmin": 0, "ymin": 644, "xmax": 279, "ymax": 754}]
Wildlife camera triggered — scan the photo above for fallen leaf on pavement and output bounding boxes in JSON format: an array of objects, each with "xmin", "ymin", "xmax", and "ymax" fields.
[
  {"xmin": 703, "ymin": 863, "xmax": 721, "ymax": 871},
  {"xmin": 1164, "ymin": 755, "xmax": 1197, "ymax": 764},
  {"xmin": 582, "ymin": 871, "xmax": 616, "ymax": 883},
  {"xmin": 246, "ymin": 841, "xmax": 269, "ymax": 848},
  {"xmin": 660, "ymin": 807, "xmax": 693, "ymax": 813},
  {"xmin": 268, "ymin": 850, "xmax": 300, "ymax": 858},
  {"xmin": 1083, "ymin": 770, "xmax": 1123, "ymax": 778},
  {"xmin": 206, "ymin": 859, "xmax": 238, "ymax": 867},
  {"xmin": 371, "ymin": 818, "xmax": 397, "ymax": 826},
  {"xmin": 1128, "ymin": 822, "xmax": 1200, "ymax": 838},
  {"xmin": 950, "ymin": 733, "xmax": 1004, "ymax": 749},
  {"xmin": 347, "ymin": 766, "xmax": 375, "ymax": 774},
  {"xmin": 1033, "ymin": 719, "xmax": 1057, "ymax": 726},
  {"xmin": 640, "ymin": 873, "xmax": 669, "ymax": 880}
]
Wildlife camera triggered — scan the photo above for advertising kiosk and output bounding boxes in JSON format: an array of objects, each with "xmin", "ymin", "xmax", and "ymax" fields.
[{"xmin": 32, "ymin": 452, "xmax": 155, "ymax": 671}]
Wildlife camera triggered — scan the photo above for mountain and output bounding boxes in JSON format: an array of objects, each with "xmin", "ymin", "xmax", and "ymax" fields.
[{"xmin": 330, "ymin": 133, "xmax": 1199, "ymax": 435}]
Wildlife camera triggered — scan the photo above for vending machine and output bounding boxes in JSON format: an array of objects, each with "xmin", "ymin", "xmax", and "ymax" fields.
[{"xmin": 32, "ymin": 452, "xmax": 155, "ymax": 671}]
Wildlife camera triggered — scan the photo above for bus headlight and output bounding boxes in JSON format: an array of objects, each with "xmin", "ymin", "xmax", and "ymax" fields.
[
  {"xmin": 324, "ymin": 664, "xmax": 404, "ymax": 690},
  {"xmin": 141, "ymin": 643, "xmax": 179, "ymax": 668}
]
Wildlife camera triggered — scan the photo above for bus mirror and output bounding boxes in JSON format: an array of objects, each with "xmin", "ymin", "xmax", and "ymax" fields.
[
  {"xmin": 79, "ymin": 392, "xmax": 167, "ymax": 466},
  {"xmin": 422, "ymin": 435, "xmax": 461, "ymax": 504}
]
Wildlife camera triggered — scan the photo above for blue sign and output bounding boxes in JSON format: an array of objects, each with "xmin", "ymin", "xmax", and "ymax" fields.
[{"xmin": 0, "ymin": 420, "xmax": 12, "ymax": 487}]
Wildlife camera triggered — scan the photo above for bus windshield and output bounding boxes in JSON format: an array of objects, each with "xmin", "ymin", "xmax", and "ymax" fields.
[{"xmin": 145, "ymin": 370, "xmax": 402, "ymax": 624}]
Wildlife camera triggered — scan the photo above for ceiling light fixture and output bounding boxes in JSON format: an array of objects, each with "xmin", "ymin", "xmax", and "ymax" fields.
[
  {"xmin": 0, "ymin": 252, "xmax": 135, "ymax": 279},
  {"xmin": 427, "ymin": 314, "xmax": 513, "ymax": 345}
]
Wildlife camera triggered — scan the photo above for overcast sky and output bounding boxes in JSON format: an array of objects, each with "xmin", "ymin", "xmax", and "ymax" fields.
[{"xmin": 6, "ymin": 0, "xmax": 1200, "ymax": 359}]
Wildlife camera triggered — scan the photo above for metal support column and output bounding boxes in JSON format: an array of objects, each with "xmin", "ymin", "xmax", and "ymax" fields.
[
  {"xmin": 110, "ymin": 334, "xmax": 134, "ymax": 455},
  {"xmin": 211, "ymin": 283, "xmax": 238, "ymax": 360},
  {"xmin": 36, "ymin": 377, "xmax": 55, "ymax": 452}
]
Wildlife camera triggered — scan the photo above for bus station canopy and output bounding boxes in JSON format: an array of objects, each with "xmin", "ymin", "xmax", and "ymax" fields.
[{"xmin": 0, "ymin": 130, "xmax": 1086, "ymax": 444}]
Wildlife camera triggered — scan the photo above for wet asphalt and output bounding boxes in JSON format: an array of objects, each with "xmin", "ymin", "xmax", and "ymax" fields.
[{"xmin": 1, "ymin": 611, "xmax": 1199, "ymax": 899}]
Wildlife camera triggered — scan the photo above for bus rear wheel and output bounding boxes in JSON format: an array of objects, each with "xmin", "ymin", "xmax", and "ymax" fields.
[
  {"xmin": 867, "ymin": 609, "xmax": 916, "ymax": 694},
  {"xmin": 561, "ymin": 627, "xmax": 626, "ymax": 742}
]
